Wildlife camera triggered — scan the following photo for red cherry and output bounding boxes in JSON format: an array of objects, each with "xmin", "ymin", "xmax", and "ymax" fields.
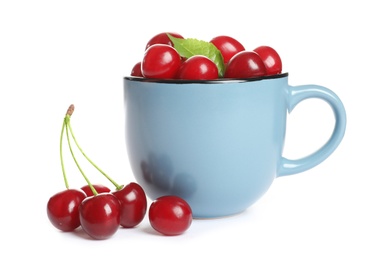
[
  {"xmin": 79, "ymin": 193, "xmax": 121, "ymax": 240},
  {"xmin": 149, "ymin": 195, "xmax": 192, "ymax": 236},
  {"xmin": 176, "ymin": 55, "xmax": 219, "ymax": 80},
  {"xmin": 253, "ymin": 45, "xmax": 282, "ymax": 75},
  {"xmin": 210, "ymin": 35, "xmax": 245, "ymax": 64},
  {"xmin": 141, "ymin": 44, "xmax": 181, "ymax": 79},
  {"xmin": 112, "ymin": 182, "xmax": 147, "ymax": 228},
  {"xmin": 47, "ymin": 189, "xmax": 86, "ymax": 232},
  {"xmin": 224, "ymin": 50, "xmax": 267, "ymax": 78},
  {"xmin": 80, "ymin": 184, "xmax": 111, "ymax": 197},
  {"xmin": 130, "ymin": 61, "xmax": 143, "ymax": 77},
  {"xmin": 145, "ymin": 32, "xmax": 184, "ymax": 50}
]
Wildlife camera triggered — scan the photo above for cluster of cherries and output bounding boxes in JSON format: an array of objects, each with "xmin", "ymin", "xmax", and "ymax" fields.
[
  {"xmin": 47, "ymin": 105, "xmax": 192, "ymax": 240},
  {"xmin": 131, "ymin": 32, "xmax": 283, "ymax": 80}
]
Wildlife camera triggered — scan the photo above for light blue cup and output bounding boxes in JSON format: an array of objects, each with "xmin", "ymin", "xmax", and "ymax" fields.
[{"xmin": 123, "ymin": 73, "xmax": 346, "ymax": 218}]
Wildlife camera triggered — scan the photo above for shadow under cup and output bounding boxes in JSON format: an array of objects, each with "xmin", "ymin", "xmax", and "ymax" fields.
[{"xmin": 123, "ymin": 73, "xmax": 346, "ymax": 218}]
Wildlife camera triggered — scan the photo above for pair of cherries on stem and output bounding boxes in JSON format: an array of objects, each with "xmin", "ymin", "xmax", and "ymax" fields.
[{"xmin": 46, "ymin": 105, "xmax": 147, "ymax": 240}]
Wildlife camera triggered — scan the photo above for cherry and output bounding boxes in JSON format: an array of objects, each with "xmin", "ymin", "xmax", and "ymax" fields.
[
  {"xmin": 130, "ymin": 61, "xmax": 143, "ymax": 77},
  {"xmin": 47, "ymin": 189, "xmax": 86, "ymax": 232},
  {"xmin": 224, "ymin": 50, "xmax": 267, "ymax": 78},
  {"xmin": 149, "ymin": 195, "xmax": 193, "ymax": 236},
  {"xmin": 145, "ymin": 32, "xmax": 184, "ymax": 50},
  {"xmin": 253, "ymin": 45, "xmax": 282, "ymax": 75},
  {"xmin": 176, "ymin": 55, "xmax": 219, "ymax": 80},
  {"xmin": 112, "ymin": 182, "xmax": 147, "ymax": 228},
  {"xmin": 81, "ymin": 184, "xmax": 111, "ymax": 197},
  {"xmin": 210, "ymin": 35, "xmax": 245, "ymax": 64},
  {"xmin": 79, "ymin": 193, "xmax": 121, "ymax": 240},
  {"xmin": 141, "ymin": 44, "xmax": 182, "ymax": 79}
]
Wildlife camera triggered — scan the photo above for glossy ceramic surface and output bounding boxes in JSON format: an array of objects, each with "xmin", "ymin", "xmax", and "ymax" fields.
[{"xmin": 123, "ymin": 74, "xmax": 346, "ymax": 218}]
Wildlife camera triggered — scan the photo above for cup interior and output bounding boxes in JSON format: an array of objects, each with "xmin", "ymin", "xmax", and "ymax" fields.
[{"xmin": 124, "ymin": 72, "xmax": 289, "ymax": 84}]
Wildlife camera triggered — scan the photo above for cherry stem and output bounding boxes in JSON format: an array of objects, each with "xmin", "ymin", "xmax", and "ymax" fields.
[
  {"xmin": 65, "ymin": 105, "xmax": 123, "ymax": 191},
  {"xmin": 64, "ymin": 114, "xmax": 98, "ymax": 196},
  {"xmin": 60, "ymin": 118, "xmax": 69, "ymax": 189}
]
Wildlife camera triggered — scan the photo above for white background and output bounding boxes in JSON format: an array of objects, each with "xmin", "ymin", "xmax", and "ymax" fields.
[{"xmin": 1, "ymin": 0, "xmax": 382, "ymax": 259}]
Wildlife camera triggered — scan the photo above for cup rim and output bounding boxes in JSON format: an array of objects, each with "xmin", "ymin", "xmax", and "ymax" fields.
[{"xmin": 124, "ymin": 72, "xmax": 288, "ymax": 84}]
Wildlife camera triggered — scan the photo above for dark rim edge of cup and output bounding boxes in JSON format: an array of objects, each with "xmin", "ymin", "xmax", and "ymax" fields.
[{"xmin": 124, "ymin": 72, "xmax": 289, "ymax": 84}]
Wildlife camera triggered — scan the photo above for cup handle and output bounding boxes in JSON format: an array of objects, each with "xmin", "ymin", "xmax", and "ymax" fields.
[{"xmin": 277, "ymin": 84, "xmax": 347, "ymax": 177}]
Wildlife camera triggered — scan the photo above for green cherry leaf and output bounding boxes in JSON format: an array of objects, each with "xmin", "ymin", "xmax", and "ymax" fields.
[{"xmin": 168, "ymin": 34, "xmax": 225, "ymax": 77}]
